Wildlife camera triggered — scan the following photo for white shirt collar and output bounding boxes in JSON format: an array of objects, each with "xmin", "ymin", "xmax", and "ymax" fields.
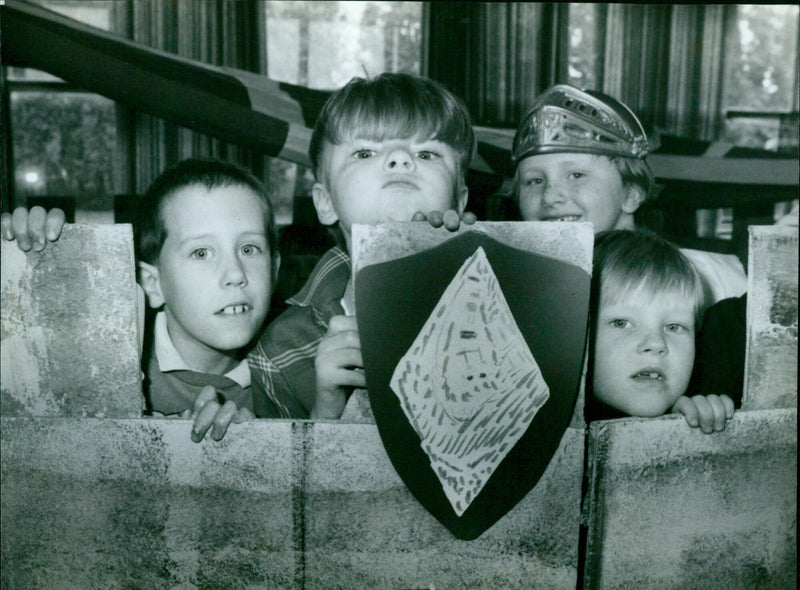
[{"xmin": 153, "ymin": 311, "xmax": 250, "ymax": 388}]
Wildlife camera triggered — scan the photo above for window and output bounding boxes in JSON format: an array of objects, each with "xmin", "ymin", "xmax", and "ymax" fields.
[
  {"xmin": 6, "ymin": 1, "xmax": 123, "ymax": 221},
  {"xmin": 567, "ymin": 3, "xmax": 601, "ymax": 90},
  {"xmin": 265, "ymin": 1, "xmax": 422, "ymax": 89},
  {"xmin": 567, "ymin": 3, "xmax": 799, "ymax": 151},
  {"xmin": 722, "ymin": 4, "xmax": 799, "ymax": 151},
  {"xmin": 263, "ymin": 1, "xmax": 423, "ymax": 225}
]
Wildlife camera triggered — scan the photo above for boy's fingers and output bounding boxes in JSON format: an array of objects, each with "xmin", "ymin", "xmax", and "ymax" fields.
[
  {"xmin": 672, "ymin": 397, "xmax": 699, "ymax": 428},
  {"xmin": 411, "ymin": 211, "xmax": 427, "ymax": 222},
  {"xmin": 324, "ymin": 367, "xmax": 367, "ymax": 390},
  {"xmin": 1, "ymin": 212, "xmax": 14, "ymax": 241},
  {"xmin": 232, "ymin": 407, "xmax": 255, "ymax": 424},
  {"xmin": 327, "ymin": 315, "xmax": 359, "ymax": 335},
  {"xmin": 462, "ymin": 211, "xmax": 477, "ymax": 225},
  {"xmin": 45, "ymin": 208, "xmax": 66, "ymax": 241},
  {"xmin": 192, "ymin": 385, "xmax": 219, "ymax": 416},
  {"xmin": 721, "ymin": 394, "xmax": 735, "ymax": 419},
  {"xmin": 325, "ymin": 348, "xmax": 364, "ymax": 372},
  {"xmin": 11, "ymin": 208, "xmax": 32, "ymax": 251},
  {"xmin": 443, "ymin": 209, "xmax": 461, "ymax": 231},
  {"xmin": 318, "ymin": 330, "xmax": 361, "ymax": 357},
  {"xmin": 191, "ymin": 400, "xmax": 221, "ymax": 443},
  {"xmin": 705, "ymin": 395, "xmax": 728, "ymax": 432},
  {"xmin": 27, "ymin": 206, "xmax": 48, "ymax": 251},
  {"xmin": 426, "ymin": 210, "xmax": 444, "ymax": 228},
  {"xmin": 691, "ymin": 396, "xmax": 714, "ymax": 433},
  {"xmin": 210, "ymin": 401, "xmax": 238, "ymax": 441}
]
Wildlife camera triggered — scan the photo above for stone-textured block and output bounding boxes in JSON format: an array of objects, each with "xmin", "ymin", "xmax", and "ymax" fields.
[
  {"xmin": 743, "ymin": 226, "xmax": 798, "ymax": 410},
  {"xmin": 1, "ymin": 225, "xmax": 142, "ymax": 417},
  {"xmin": 304, "ymin": 422, "xmax": 583, "ymax": 590},
  {"xmin": 584, "ymin": 410, "xmax": 797, "ymax": 590},
  {"xmin": 1, "ymin": 417, "xmax": 297, "ymax": 589}
]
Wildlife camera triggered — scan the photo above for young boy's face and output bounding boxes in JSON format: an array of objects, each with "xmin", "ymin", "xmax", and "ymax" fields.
[
  {"xmin": 313, "ymin": 135, "xmax": 468, "ymax": 249},
  {"xmin": 143, "ymin": 184, "xmax": 273, "ymax": 369},
  {"xmin": 516, "ymin": 153, "xmax": 642, "ymax": 233},
  {"xmin": 592, "ymin": 284, "xmax": 696, "ymax": 417}
]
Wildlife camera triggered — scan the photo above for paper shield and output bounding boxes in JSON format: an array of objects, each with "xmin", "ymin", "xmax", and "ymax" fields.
[{"xmin": 353, "ymin": 222, "xmax": 592, "ymax": 540}]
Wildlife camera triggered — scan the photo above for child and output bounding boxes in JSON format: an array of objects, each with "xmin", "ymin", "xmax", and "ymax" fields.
[
  {"xmin": 510, "ymin": 84, "xmax": 747, "ymax": 304},
  {"xmin": 249, "ymin": 72, "xmax": 476, "ymax": 420},
  {"xmin": 586, "ymin": 230, "xmax": 735, "ymax": 433},
  {"xmin": 1, "ymin": 158, "xmax": 280, "ymax": 441}
]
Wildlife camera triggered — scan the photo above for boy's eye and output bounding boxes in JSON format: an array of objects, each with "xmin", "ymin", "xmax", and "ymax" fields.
[
  {"xmin": 417, "ymin": 150, "xmax": 440, "ymax": 160},
  {"xmin": 568, "ymin": 172, "xmax": 586, "ymax": 180},
  {"xmin": 523, "ymin": 177, "xmax": 544, "ymax": 186},
  {"xmin": 190, "ymin": 248, "xmax": 211, "ymax": 260},
  {"xmin": 609, "ymin": 319, "xmax": 630, "ymax": 329},
  {"xmin": 664, "ymin": 322, "xmax": 689, "ymax": 334},
  {"xmin": 240, "ymin": 244, "xmax": 263, "ymax": 256},
  {"xmin": 353, "ymin": 149, "xmax": 375, "ymax": 159}
]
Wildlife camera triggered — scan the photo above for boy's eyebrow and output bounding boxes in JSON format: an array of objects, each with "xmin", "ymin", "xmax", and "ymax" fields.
[{"xmin": 175, "ymin": 230, "xmax": 267, "ymax": 247}]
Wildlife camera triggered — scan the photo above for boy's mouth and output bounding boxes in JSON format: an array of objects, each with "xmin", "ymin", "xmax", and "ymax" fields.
[
  {"xmin": 383, "ymin": 176, "xmax": 419, "ymax": 190},
  {"xmin": 543, "ymin": 215, "xmax": 581, "ymax": 222},
  {"xmin": 630, "ymin": 369, "xmax": 665, "ymax": 381},
  {"xmin": 216, "ymin": 304, "xmax": 251, "ymax": 316}
]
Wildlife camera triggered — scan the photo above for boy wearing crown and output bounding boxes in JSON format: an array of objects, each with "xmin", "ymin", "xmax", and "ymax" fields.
[{"xmin": 510, "ymin": 84, "xmax": 747, "ymax": 303}]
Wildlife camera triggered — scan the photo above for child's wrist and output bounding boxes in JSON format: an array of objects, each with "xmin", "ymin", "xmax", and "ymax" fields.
[{"xmin": 310, "ymin": 395, "xmax": 345, "ymax": 420}]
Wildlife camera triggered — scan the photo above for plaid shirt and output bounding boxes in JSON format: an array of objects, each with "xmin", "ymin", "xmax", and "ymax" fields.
[{"xmin": 249, "ymin": 246, "xmax": 351, "ymax": 418}]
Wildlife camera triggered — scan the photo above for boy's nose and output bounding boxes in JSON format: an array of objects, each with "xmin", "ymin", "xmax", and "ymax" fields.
[
  {"xmin": 222, "ymin": 256, "xmax": 248, "ymax": 288},
  {"xmin": 541, "ymin": 182, "xmax": 567, "ymax": 207},
  {"xmin": 637, "ymin": 330, "xmax": 667, "ymax": 355},
  {"xmin": 384, "ymin": 148, "xmax": 416, "ymax": 171}
]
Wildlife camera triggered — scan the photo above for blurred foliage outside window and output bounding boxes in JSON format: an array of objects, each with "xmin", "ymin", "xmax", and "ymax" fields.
[
  {"xmin": 11, "ymin": 92, "xmax": 117, "ymax": 199},
  {"xmin": 722, "ymin": 4, "xmax": 799, "ymax": 150},
  {"xmin": 567, "ymin": 3, "xmax": 600, "ymax": 91},
  {"xmin": 8, "ymin": 1, "xmax": 118, "ymax": 209}
]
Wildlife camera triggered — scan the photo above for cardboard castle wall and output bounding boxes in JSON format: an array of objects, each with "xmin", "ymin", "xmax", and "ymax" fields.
[
  {"xmin": 583, "ymin": 409, "xmax": 797, "ymax": 590},
  {"xmin": 1, "ymin": 417, "xmax": 583, "ymax": 590},
  {"xmin": 1, "ymin": 224, "xmax": 797, "ymax": 589},
  {"xmin": 1, "ymin": 226, "xmax": 142, "ymax": 418},
  {"xmin": 743, "ymin": 226, "xmax": 798, "ymax": 410}
]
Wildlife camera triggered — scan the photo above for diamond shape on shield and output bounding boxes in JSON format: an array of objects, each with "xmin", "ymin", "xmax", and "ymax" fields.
[{"xmin": 390, "ymin": 247, "xmax": 549, "ymax": 516}]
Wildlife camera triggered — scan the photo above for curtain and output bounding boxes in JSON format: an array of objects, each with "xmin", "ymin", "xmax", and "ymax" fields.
[
  {"xmin": 665, "ymin": 4, "xmax": 733, "ymax": 141},
  {"xmin": 600, "ymin": 4, "xmax": 671, "ymax": 135},
  {"xmin": 427, "ymin": 2, "xmax": 733, "ymax": 143},
  {"xmin": 426, "ymin": 2, "xmax": 568, "ymax": 128},
  {"xmin": 130, "ymin": 0, "xmax": 265, "ymax": 192}
]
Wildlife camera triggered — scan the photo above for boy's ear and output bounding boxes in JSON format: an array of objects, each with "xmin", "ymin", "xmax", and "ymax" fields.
[
  {"xmin": 137, "ymin": 261, "xmax": 165, "ymax": 309},
  {"xmin": 271, "ymin": 253, "xmax": 281, "ymax": 290},
  {"xmin": 312, "ymin": 182, "xmax": 339, "ymax": 226},
  {"xmin": 455, "ymin": 182, "xmax": 469, "ymax": 215},
  {"xmin": 621, "ymin": 186, "xmax": 646, "ymax": 214}
]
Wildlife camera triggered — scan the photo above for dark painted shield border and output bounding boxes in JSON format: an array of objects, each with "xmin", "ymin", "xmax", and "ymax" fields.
[{"xmin": 356, "ymin": 231, "xmax": 590, "ymax": 539}]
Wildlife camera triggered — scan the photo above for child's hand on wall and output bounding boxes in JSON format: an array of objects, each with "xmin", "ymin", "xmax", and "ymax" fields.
[
  {"xmin": 1, "ymin": 207, "xmax": 66, "ymax": 252},
  {"xmin": 186, "ymin": 385, "xmax": 254, "ymax": 442},
  {"xmin": 671, "ymin": 394, "xmax": 735, "ymax": 434},
  {"xmin": 775, "ymin": 201, "xmax": 798, "ymax": 227},
  {"xmin": 412, "ymin": 210, "xmax": 477, "ymax": 232},
  {"xmin": 312, "ymin": 315, "xmax": 366, "ymax": 419}
]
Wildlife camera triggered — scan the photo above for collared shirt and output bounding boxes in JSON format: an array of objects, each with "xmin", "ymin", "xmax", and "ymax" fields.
[
  {"xmin": 154, "ymin": 312, "xmax": 251, "ymax": 387},
  {"xmin": 145, "ymin": 312, "xmax": 254, "ymax": 415},
  {"xmin": 249, "ymin": 246, "xmax": 351, "ymax": 418}
]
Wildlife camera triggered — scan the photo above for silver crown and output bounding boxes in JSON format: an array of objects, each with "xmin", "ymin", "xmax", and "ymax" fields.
[{"xmin": 512, "ymin": 85, "xmax": 649, "ymax": 163}]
